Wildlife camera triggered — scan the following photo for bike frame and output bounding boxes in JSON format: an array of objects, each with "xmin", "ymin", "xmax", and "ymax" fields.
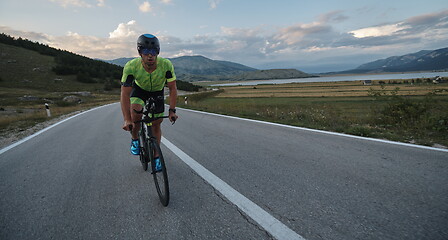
[{"xmin": 133, "ymin": 97, "xmax": 172, "ymax": 206}]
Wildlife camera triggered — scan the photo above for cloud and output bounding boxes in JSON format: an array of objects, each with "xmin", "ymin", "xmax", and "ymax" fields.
[
  {"xmin": 97, "ymin": 0, "xmax": 105, "ymax": 7},
  {"xmin": 208, "ymin": 0, "xmax": 221, "ymax": 9},
  {"xmin": 262, "ymin": 8, "xmax": 448, "ymax": 62},
  {"xmin": 1, "ymin": 21, "xmax": 144, "ymax": 60},
  {"xmin": 2, "ymin": 9, "xmax": 447, "ymax": 72},
  {"xmin": 349, "ymin": 24, "xmax": 409, "ymax": 38},
  {"xmin": 0, "ymin": 26, "xmax": 51, "ymax": 43},
  {"xmin": 49, "ymin": 0, "xmax": 106, "ymax": 8},
  {"xmin": 49, "ymin": 0, "xmax": 92, "ymax": 8},
  {"xmin": 109, "ymin": 20, "xmax": 139, "ymax": 39},
  {"xmin": 213, "ymin": 9, "xmax": 448, "ymax": 68},
  {"xmin": 405, "ymin": 9, "xmax": 448, "ymax": 26},
  {"xmin": 160, "ymin": 0, "xmax": 172, "ymax": 4},
  {"xmin": 171, "ymin": 49, "xmax": 194, "ymax": 58},
  {"xmin": 268, "ymin": 11, "xmax": 348, "ymax": 53},
  {"xmin": 274, "ymin": 22, "xmax": 333, "ymax": 46},
  {"xmin": 139, "ymin": 1, "xmax": 152, "ymax": 13},
  {"xmin": 318, "ymin": 11, "xmax": 348, "ymax": 23},
  {"xmin": 347, "ymin": 9, "xmax": 448, "ymax": 48},
  {"xmin": 220, "ymin": 26, "xmax": 263, "ymax": 41}
]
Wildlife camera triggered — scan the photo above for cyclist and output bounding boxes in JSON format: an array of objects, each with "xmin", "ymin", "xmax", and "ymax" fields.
[{"xmin": 120, "ymin": 33, "xmax": 178, "ymax": 157}]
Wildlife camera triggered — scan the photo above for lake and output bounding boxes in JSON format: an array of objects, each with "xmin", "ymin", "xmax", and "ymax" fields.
[{"xmin": 212, "ymin": 71, "xmax": 448, "ymax": 86}]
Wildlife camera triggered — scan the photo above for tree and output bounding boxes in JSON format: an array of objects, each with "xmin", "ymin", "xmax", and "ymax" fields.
[{"xmin": 77, "ymin": 72, "xmax": 95, "ymax": 83}]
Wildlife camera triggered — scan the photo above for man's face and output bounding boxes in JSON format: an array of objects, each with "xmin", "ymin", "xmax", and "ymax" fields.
[{"xmin": 140, "ymin": 49, "xmax": 158, "ymax": 66}]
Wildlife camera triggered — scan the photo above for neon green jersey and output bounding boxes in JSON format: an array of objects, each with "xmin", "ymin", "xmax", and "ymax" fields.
[{"xmin": 121, "ymin": 57, "xmax": 176, "ymax": 92}]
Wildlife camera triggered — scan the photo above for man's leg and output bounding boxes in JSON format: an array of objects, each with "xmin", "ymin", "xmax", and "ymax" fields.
[
  {"xmin": 151, "ymin": 118, "xmax": 163, "ymax": 145},
  {"xmin": 130, "ymin": 103, "xmax": 143, "ymax": 138},
  {"xmin": 151, "ymin": 118, "xmax": 163, "ymax": 171},
  {"xmin": 128, "ymin": 103, "xmax": 143, "ymax": 155}
]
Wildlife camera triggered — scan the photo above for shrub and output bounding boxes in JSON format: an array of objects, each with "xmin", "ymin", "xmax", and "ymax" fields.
[
  {"xmin": 379, "ymin": 96, "xmax": 428, "ymax": 128},
  {"xmin": 76, "ymin": 72, "xmax": 95, "ymax": 83},
  {"xmin": 347, "ymin": 125, "xmax": 373, "ymax": 137},
  {"xmin": 176, "ymin": 80, "xmax": 203, "ymax": 92},
  {"xmin": 368, "ymin": 85, "xmax": 448, "ymax": 146},
  {"xmin": 103, "ymin": 78, "xmax": 121, "ymax": 91},
  {"xmin": 55, "ymin": 100, "xmax": 77, "ymax": 107}
]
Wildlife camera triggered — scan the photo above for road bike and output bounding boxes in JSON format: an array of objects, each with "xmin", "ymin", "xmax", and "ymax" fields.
[{"xmin": 132, "ymin": 97, "xmax": 174, "ymax": 207}]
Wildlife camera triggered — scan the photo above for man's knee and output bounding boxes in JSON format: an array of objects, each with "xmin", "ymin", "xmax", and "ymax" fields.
[
  {"xmin": 131, "ymin": 104, "xmax": 143, "ymax": 120},
  {"xmin": 151, "ymin": 119, "xmax": 163, "ymax": 130}
]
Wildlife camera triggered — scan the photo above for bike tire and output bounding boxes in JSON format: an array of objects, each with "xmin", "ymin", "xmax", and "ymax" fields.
[
  {"xmin": 138, "ymin": 123, "xmax": 149, "ymax": 171},
  {"xmin": 150, "ymin": 139, "xmax": 170, "ymax": 206}
]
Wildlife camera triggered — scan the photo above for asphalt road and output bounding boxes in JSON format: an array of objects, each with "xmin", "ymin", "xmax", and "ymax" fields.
[{"xmin": 1, "ymin": 103, "xmax": 447, "ymax": 240}]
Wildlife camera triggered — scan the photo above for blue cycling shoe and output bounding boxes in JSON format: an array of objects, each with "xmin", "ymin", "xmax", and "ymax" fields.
[
  {"xmin": 154, "ymin": 157, "xmax": 162, "ymax": 172},
  {"xmin": 130, "ymin": 139, "xmax": 140, "ymax": 155}
]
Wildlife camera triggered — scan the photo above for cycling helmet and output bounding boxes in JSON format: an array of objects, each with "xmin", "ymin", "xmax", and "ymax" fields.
[{"xmin": 137, "ymin": 34, "xmax": 160, "ymax": 55}]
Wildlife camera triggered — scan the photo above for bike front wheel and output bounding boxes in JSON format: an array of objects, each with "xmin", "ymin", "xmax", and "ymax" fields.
[
  {"xmin": 139, "ymin": 123, "xmax": 149, "ymax": 171},
  {"xmin": 150, "ymin": 139, "xmax": 170, "ymax": 206}
]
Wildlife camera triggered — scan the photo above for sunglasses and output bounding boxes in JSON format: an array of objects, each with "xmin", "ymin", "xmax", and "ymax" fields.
[{"xmin": 140, "ymin": 48, "xmax": 158, "ymax": 56}]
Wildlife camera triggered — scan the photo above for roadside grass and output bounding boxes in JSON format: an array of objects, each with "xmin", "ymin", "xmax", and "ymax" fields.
[
  {"xmin": 0, "ymin": 43, "xmax": 121, "ymax": 140},
  {"xmin": 0, "ymin": 88, "xmax": 119, "ymax": 136},
  {"xmin": 177, "ymin": 80, "xmax": 448, "ymax": 147}
]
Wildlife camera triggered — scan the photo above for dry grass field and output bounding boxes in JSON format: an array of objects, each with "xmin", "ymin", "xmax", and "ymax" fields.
[
  {"xmin": 217, "ymin": 80, "xmax": 448, "ymax": 98},
  {"xmin": 179, "ymin": 78, "xmax": 448, "ymax": 147}
]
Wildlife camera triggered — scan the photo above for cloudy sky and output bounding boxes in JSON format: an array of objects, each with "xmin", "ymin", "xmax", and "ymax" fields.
[{"xmin": 1, "ymin": 0, "xmax": 447, "ymax": 72}]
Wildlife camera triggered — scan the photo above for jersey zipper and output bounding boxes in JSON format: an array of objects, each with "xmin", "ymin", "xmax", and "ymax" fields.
[{"xmin": 150, "ymin": 73, "xmax": 152, "ymax": 92}]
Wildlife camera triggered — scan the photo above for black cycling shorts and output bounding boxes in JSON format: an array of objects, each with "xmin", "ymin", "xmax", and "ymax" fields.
[{"xmin": 130, "ymin": 84, "xmax": 164, "ymax": 114}]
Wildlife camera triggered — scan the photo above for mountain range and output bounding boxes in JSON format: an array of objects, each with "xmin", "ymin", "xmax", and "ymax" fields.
[
  {"xmin": 104, "ymin": 55, "xmax": 256, "ymax": 75},
  {"xmin": 104, "ymin": 46, "xmax": 448, "ymax": 81},
  {"xmin": 104, "ymin": 55, "xmax": 313, "ymax": 81},
  {"xmin": 334, "ymin": 47, "xmax": 448, "ymax": 74}
]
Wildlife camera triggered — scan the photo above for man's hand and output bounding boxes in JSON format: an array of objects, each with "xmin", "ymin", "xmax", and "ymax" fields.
[
  {"xmin": 169, "ymin": 111, "xmax": 178, "ymax": 123},
  {"xmin": 122, "ymin": 120, "xmax": 135, "ymax": 131}
]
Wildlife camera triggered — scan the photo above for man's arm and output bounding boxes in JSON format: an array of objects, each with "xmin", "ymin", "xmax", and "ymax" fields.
[
  {"xmin": 120, "ymin": 86, "xmax": 133, "ymax": 130},
  {"xmin": 167, "ymin": 80, "xmax": 178, "ymax": 122},
  {"xmin": 167, "ymin": 81, "xmax": 177, "ymax": 109}
]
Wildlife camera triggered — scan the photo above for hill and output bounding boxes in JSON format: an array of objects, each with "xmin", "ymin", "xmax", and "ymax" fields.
[
  {"xmin": 170, "ymin": 55, "xmax": 256, "ymax": 76},
  {"xmin": 104, "ymin": 55, "xmax": 256, "ymax": 76},
  {"xmin": 105, "ymin": 55, "xmax": 313, "ymax": 81},
  {"xmin": 356, "ymin": 50, "xmax": 431, "ymax": 71},
  {"xmin": 0, "ymin": 33, "xmax": 201, "ymax": 92},
  {"xmin": 0, "ymin": 33, "xmax": 123, "ymax": 92},
  {"xmin": 102, "ymin": 57, "xmax": 132, "ymax": 67},
  {"xmin": 0, "ymin": 43, "xmax": 121, "ymax": 92},
  {"xmin": 333, "ymin": 47, "xmax": 448, "ymax": 74}
]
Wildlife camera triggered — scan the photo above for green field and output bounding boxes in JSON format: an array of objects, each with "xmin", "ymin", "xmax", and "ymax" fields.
[{"xmin": 178, "ymin": 80, "xmax": 448, "ymax": 147}]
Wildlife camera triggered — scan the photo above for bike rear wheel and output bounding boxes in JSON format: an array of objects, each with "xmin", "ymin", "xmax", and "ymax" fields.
[
  {"xmin": 139, "ymin": 123, "xmax": 149, "ymax": 171},
  {"xmin": 150, "ymin": 139, "xmax": 170, "ymax": 206}
]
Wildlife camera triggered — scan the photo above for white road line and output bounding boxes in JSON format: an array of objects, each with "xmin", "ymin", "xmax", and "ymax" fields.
[
  {"xmin": 0, "ymin": 103, "xmax": 118, "ymax": 155},
  {"xmin": 162, "ymin": 137, "xmax": 306, "ymax": 240},
  {"xmin": 180, "ymin": 108, "xmax": 448, "ymax": 153}
]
